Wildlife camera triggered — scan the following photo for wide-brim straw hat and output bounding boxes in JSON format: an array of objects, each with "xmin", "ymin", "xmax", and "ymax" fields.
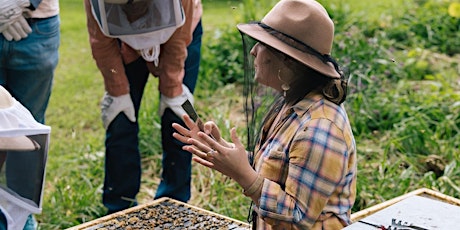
[
  {"xmin": 0, "ymin": 86, "xmax": 49, "ymax": 151},
  {"xmin": 237, "ymin": 0, "xmax": 340, "ymax": 79}
]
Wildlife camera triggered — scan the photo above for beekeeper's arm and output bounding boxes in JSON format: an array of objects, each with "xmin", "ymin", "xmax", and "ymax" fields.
[
  {"xmin": 157, "ymin": 0, "xmax": 195, "ymax": 118},
  {"xmin": 84, "ymin": 0, "xmax": 135, "ymax": 129}
]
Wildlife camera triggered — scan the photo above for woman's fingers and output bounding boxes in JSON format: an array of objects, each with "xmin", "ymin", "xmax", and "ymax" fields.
[
  {"xmin": 230, "ymin": 127, "xmax": 244, "ymax": 149},
  {"xmin": 186, "ymin": 134, "xmax": 215, "ymax": 152},
  {"xmin": 204, "ymin": 121, "xmax": 222, "ymax": 140},
  {"xmin": 197, "ymin": 131, "xmax": 223, "ymax": 152},
  {"xmin": 192, "ymin": 156, "xmax": 214, "ymax": 167},
  {"xmin": 184, "ymin": 145, "xmax": 215, "ymax": 167},
  {"xmin": 172, "ymin": 132, "xmax": 189, "ymax": 144},
  {"xmin": 183, "ymin": 145, "xmax": 207, "ymax": 158},
  {"xmin": 172, "ymin": 122, "xmax": 193, "ymax": 144},
  {"xmin": 182, "ymin": 114, "xmax": 198, "ymax": 130},
  {"xmin": 172, "ymin": 123, "xmax": 189, "ymax": 135},
  {"xmin": 172, "ymin": 114, "xmax": 206, "ymax": 144}
]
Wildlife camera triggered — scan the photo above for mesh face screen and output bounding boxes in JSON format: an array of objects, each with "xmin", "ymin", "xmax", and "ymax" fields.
[{"xmin": 240, "ymin": 33, "xmax": 279, "ymax": 157}]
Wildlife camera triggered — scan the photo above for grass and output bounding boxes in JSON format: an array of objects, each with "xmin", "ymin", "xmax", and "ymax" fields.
[{"xmin": 37, "ymin": 0, "xmax": 460, "ymax": 229}]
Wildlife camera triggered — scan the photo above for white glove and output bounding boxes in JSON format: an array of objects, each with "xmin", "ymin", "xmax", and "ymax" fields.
[
  {"xmin": 0, "ymin": 0, "xmax": 30, "ymax": 32},
  {"xmin": 159, "ymin": 84, "xmax": 194, "ymax": 118},
  {"xmin": 2, "ymin": 15, "xmax": 32, "ymax": 41},
  {"xmin": 101, "ymin": 93, "xmax": 136, "ymax": 129}
]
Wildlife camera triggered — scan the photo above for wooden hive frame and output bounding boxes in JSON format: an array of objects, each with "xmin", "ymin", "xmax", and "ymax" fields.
[
  {"xmin": 350, "ymin": 187, "xmax": 460, "ymax": 222},
  {"xmin": 69, "ymin": 188, "xmax": 460, "ymax": 228},
  {"xmin": 67, "ymin": 197, "xmax": 250, "ymax": 229}
]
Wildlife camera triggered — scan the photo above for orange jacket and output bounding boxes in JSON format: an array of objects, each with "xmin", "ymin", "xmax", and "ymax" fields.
[{"xmin": 84, "ymin": 0, "xmax": 202, "ymax": 98}]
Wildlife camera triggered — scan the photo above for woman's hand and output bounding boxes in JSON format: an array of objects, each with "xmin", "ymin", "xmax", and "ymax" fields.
[
  {"xmin": 173, "ymin": 115, "xmax": 257, "ymax": 189},
  {"xmin": 186, "ymin": 128, "xmax": 256, "ymax": 186},
  {"xmin": 172, "ymin": 114, "xmax": 205, "ymax": 144},
  {"xmin": 172, "ymin": 114, "xmax": 232, "ymax": 149}
]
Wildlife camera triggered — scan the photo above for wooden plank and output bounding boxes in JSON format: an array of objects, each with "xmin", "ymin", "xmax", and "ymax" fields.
[{"xmin": 351, "ymin": 188, "xmax": 460, "ymax": 222}]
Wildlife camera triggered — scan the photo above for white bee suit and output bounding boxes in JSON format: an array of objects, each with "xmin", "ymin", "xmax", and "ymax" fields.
[{"xmin": 0, "ymin": 86, "xmax": 50, "ymax": 230}]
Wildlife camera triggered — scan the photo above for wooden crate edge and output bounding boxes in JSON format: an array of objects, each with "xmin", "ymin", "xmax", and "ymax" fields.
[{"xmin": 350, "ymin": 188, "xmax": 460, "ymax": 222}]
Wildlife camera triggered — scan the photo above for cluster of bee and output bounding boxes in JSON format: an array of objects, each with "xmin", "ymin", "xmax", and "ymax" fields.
[{"xmin": 92, "ymin": 200, "xmax": 249, "ymax": 230}]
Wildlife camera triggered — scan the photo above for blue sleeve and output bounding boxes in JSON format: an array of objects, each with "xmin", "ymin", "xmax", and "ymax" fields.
[{"xmin": 28, "ymin": 0, "xmax": 43, "ymax": 10}]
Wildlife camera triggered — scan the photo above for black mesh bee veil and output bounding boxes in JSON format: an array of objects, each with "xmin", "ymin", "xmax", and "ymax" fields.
[{"xmin": 239, "ymin": 32, "xmax": 279, "ymax": 164}]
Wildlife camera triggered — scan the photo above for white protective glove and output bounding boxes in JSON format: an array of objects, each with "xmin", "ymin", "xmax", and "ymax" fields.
[
  {"xmin": 2, "ymin": 15, "xmax": 32, "ymax": 41},
  {"xmin": 101, "ymin": 93, "xmax": 136, "ymax": 129},
  {"xmin": 0, "ymin": 0, "xmax": 30, "ymax": 32},
  {"xmin": 159, "ymin": 84, "xmax": 194, "ymax": 119}
]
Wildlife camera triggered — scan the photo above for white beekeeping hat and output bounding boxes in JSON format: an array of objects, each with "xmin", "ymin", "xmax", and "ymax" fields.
[
  {"xmin": 0, "ymin": 85, "xmax": 50, "ymax": 230},
  {"xmin": 90, "ymin": 0, "xmax": 185, "ymax": 65}
]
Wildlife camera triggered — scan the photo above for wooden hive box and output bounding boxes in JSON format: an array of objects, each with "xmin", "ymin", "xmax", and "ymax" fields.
[
  {"xmin": 67, "ymin": 197, "xmax": 250, "ymax": 230},
  {"xmin": 346, "ymin": 188, "xmax": 460, "ymax": 229}
]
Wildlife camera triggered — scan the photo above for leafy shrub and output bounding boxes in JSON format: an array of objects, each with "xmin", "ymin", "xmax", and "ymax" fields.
[
  {"xmin": 199, "ymin": 26, "xmax": 244, "ymax": 90},
  {"xmin": 199, "ymin": 0, "xmax": 278, "ymax": 91},
  {"xmin": 367, "ymin": 0, "xmax": 460, "ymax": 55}
]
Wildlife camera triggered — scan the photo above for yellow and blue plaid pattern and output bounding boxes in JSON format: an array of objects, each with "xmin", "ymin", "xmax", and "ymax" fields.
[{"xmin": 251, "ymin": 93, "xmax": 357, "ymax": 229}]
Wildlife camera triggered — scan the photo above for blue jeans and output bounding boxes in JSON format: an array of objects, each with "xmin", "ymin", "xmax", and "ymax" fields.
[
  {"xmin": 0, "ymin": 15, "xmax": 60, "ymax": 124},
  {"xmin": 103, "ymin": 20, "xmax": 203, "ymax": 214},
  {"xmin": 0, "ymin": 15, "xmax": 60, "ymax": 230}
]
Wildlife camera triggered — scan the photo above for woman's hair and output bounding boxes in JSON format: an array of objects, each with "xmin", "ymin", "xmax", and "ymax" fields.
[{"xmin": 282, "ymin": 52, "xmax": 348, "ymax": 105}]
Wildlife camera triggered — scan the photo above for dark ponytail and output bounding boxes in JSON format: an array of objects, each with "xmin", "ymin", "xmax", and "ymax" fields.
[{"xmin": 322, "ymin": 76, "xmax": 348, "ymax": 105}]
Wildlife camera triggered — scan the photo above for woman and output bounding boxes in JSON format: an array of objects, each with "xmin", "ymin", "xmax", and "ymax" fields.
[{"xmin": 173, "ymin": 0, "xmax": 356, "ymax": 229}]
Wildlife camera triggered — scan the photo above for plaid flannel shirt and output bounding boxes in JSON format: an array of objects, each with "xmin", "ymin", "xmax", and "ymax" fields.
[{"xmin": 251, "ymin": 93, "xmax": 357, "ymax": 229}]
